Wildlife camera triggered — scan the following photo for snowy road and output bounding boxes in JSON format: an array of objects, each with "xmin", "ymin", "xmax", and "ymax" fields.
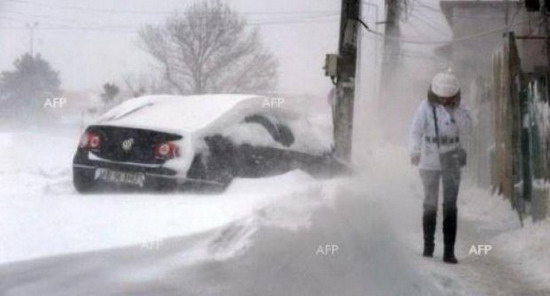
[
  {"xmin": 0, "ymin": 131, "xmax": 319, "ymax": 264},
  {"xmin": 1, "ymin": 132, "xmax": 549, "ymax": 295},
  {"xmin": 3, "ymin": 173, "xmax": 547, "ymax": 296},
  {"xmin": 0, "ymin": 180, "xmax": 443, "ymax": 296}
]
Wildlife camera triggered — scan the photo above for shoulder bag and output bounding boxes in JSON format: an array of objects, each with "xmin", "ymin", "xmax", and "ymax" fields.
[{"xmin": 432, "ymin": 105, "xmax": 467, "ymax": 170}]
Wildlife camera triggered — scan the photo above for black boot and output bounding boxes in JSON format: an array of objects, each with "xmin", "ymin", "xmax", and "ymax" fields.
[
  {"xmin": 443, "ymin": 207, "xmax": 458, "ymax": 264},
  {"xmin": 423, "ymin": 242, "xmax": 434, "ymax": 257},
  {"xmin": 443, "ymin": 246, "xmax": 458, "ymax": 264},
  {"xmin": 422, "ymin": 209, "xmax": 436, "ymax": 257}
]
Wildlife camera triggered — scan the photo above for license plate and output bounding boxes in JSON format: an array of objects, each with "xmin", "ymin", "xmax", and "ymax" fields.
[{"xmin": 95, "ymin": 168, "xmax": 145, "ymax": 187}]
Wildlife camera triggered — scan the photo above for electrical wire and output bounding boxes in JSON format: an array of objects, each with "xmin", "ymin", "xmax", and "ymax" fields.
[
  {"xmin": 356, "ymin": 15, "xmax": 527, "ymax": 45},
  {"xmin": 0, "ymin": 9, "xmax": 106, "ymax": 27},
  {"xmin": 404, "ymin": 19, "xmax": 442, "ymax": 41},
  {"xmin": 407, "ymin": 10, "xmax": 451, "ymax": 38},
  {"xmin": 4, "ymin": 0, "xmax": 339, "ymax": 17},
  {"xmin": 249, "ymin": 17, "xmax": 339, "ymax": 26},
  {"xmin": 0, "ymin": 5, "xmax": 339, "ymax": 32},
  {"xmin": 0, "ymin": 5, "xmax": 340, "ymax": 32},
  {"xmin": 415, "ymin": 0, "xmax": 526, "ymax": 23},
  {"xmin": 414, "ymin": 0, "xmax": 441, "ymax": 13},
  {"xmin": 404, "ymin": 14, "xmax": 449, "ymax": 39},
  {"xmin": 0, "ymin": 16, "xmax": 340, "ymax": 32}
]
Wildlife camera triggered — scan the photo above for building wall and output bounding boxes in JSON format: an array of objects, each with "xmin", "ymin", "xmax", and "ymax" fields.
[
  {"xmin": 443, "ymin": 1, "xmax": 547, "ymax": 82},
  {"xmin": 516, "ymin": 10, "xmax": 547, "ymax": 73}
]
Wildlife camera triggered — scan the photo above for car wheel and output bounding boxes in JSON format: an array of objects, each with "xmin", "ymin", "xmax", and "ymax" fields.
[{"xmin": 73, "ymin": 169, "xmax": 96, "ymax": 193}]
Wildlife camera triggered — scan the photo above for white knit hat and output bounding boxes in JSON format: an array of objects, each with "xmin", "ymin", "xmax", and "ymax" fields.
[{"xmin": 430, "ymin": 69, "xmax": 460, "ymax": 97}]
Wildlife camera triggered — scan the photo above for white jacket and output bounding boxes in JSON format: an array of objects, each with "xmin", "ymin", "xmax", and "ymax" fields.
[{"xmin": 409, "ymin": 100, "xmax": 472, "ymax": 170}]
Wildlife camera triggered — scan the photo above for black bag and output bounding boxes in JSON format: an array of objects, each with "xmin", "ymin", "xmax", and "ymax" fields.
[
  {"xmin": 440, "ymin": 148, "xmax": 467, "ymax": 170},
  {"xmin": 432, "ymin": 105, "xmax": 466, "ymax": 170}
]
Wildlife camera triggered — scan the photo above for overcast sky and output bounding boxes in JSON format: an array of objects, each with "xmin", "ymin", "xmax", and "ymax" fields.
[{"xmin": 0, "ymin": 0, "xmax": 449, "ymax": 97}]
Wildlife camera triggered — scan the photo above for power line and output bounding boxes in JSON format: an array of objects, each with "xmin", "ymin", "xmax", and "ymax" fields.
[
  {"xmin": 248, "ymin": 13, "xmax": 339, "ymax": 23},
  {"xmin": 356, "ymin": 16, "xmax": 528, "ymax": 45},
  {"xmin": 414, "ymin": 0, "xmax": 525, "ymax": 22},
  {"xmin": 0, "ymin": 17, "xmax": 340, "ymax": 33},
  {"xmin": 0, "ymin": 7, "xmax": 339, "ymax": 32},
  {"xmin": 0, "ymin": 9, "xmax": 100, "ymax": 27},
  {"xmin": 407, "ymin": 10, "xmax": 451, "ymax": 38},
  {"xmin": 414, "ymin": 0, "xmax": 441, "ymax": 13},
  {"xmin": 5, "ymin": 0, "xmax": 170, "ymax": 15},
  {"xmin": 4, "ymin": 1, "xmax": 340, "ymax": 17},
  {"xmin": 0, "ymin": 7, "xmax": 338, "ymax": 21},
  {"xmin": 404, "ymin": 20, "xmax": 446, "ymax": 41},
  {"xmin": 249, "ymin": 17, "xmax": 339, "ymax": 26}
]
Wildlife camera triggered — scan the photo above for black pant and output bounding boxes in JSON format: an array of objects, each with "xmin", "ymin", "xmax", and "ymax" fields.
[{"xmin": 420, "ymin": 169, "xmax": 460, "ymax": 251}]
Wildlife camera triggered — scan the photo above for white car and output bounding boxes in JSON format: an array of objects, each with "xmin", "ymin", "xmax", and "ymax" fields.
[{"xmin": 72, "ymin": 94, "xmax": 347, "ymax": 192}]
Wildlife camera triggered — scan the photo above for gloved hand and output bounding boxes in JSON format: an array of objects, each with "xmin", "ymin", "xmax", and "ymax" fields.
[{"xmin": 411, "ymin": 153, "xmax": 420, "ymax": 166}]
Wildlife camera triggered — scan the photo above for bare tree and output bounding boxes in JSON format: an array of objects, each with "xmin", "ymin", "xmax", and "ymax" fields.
[
  {"xmin": 138, "ymin": 0, "xmax": 278, "ymax": 95},
  {"xmin": 123, "ymin": 72, "xmax": 170, "ymax": 98}
]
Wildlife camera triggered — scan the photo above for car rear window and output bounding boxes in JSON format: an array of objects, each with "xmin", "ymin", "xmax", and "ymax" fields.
[{"xmin": 100, "ymin": 103, "xmax": 154, "ymax": 122}]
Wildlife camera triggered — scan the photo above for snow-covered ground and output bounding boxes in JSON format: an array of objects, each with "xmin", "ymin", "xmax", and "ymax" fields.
[
  {"xmin": 1, "ymin": 131, "xmax": 550, "ymax": 295},
  {"xmin": 0, "ymin": 130, "xmax": 320, "ymax": 264},
  {"xmin": 365, "ymin": 144, "xmax": 550, "ymax": 295}
]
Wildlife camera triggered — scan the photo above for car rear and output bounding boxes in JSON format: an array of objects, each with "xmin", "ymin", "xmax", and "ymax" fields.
[
  {"xmin": 72, "ymin": 125, "xmax": 185, "ymax": 192},
  {"xmin": 71, "ymin": 94, "xmax": 265, "ymax": 192}
]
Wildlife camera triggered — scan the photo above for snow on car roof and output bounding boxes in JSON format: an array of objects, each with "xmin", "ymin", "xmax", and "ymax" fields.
[{"xmin": 97, "ymin": 94, "xmax": 262, "ymax": 133}]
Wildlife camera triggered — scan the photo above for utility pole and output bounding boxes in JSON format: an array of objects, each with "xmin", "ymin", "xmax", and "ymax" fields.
[
  {"xmin": 26, "ymin": 22, "xmax": 38, "ymax": 56},
  {"xmin": 333, "ymin": 0, "xmax": 361, "ymax": 161},
  {"xmin": 541, "ymin": 0, "xmax": 550, "ymax": 72}
]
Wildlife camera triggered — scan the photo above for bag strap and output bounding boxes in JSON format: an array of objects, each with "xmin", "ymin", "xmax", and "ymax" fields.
[{"xmin": 431, "ymin": 104, "xmax": 440, "ymax": 150}]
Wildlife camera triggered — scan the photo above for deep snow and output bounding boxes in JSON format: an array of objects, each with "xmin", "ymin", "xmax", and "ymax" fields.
[
  {"xmin": 0, "ymin": 131, "xmax": 320, "ymax": 264},
  {"xmin": 1, "ymin": 131, "xmax": 550, "ymax": 295}
]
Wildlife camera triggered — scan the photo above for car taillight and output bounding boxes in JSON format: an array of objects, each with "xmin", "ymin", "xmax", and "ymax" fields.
[
  {"xmin": 79, "ymin": 131, "xmax": 101, "ymax": 149},
  {"xmin": 153, "ymin": 142, "xmax": 179, "ymax": 159}
]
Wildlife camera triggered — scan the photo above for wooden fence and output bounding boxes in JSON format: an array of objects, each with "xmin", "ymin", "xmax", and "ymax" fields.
[{"xmin": 468, "ymin": 32, "xmax": 550, "ymax": 222}]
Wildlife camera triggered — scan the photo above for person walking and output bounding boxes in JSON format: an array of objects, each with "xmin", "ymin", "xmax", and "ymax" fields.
[{"xmin": 409, "ymin": 69, "xmax": 472, "ymax": 264}]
